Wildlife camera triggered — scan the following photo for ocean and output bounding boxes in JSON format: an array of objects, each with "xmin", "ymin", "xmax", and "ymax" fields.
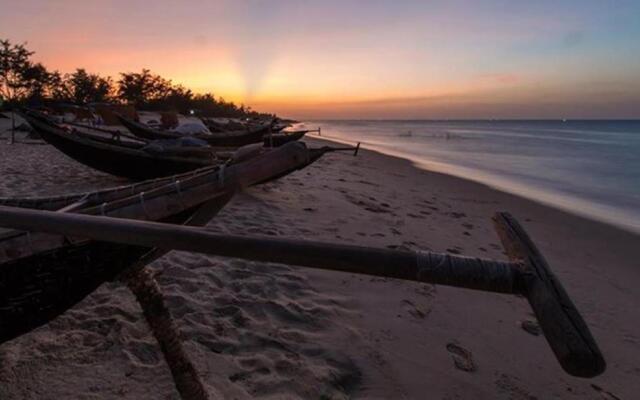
[{"xmin": 300, "ymin": 120, "xmax": 640, "ymax": 234}]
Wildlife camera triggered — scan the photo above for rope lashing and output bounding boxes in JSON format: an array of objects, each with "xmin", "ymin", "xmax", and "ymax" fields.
[{"xmin": 415, "ymin": 250, "xmax": 517, "ymax": 294}]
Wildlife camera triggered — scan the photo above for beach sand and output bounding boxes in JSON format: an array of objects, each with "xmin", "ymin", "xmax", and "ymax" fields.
[{"xmin": 0, "ymin": 131, "xmax": 638, "ymax": 399}]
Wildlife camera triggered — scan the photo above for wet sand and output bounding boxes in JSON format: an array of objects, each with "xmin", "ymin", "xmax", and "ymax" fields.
[{"xmin": 0, "ymin": 129, "xmax": 638, "ymax": 399}]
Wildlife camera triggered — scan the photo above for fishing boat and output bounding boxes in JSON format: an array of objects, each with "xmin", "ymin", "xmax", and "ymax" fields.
[
  {"xmin": 202, "ymin": 117, "xmax": 287, "ymax": 133},
  {"xmin": 118, "ymin": 115, "xmax": 308, "ymax": 148},
  {"xmin": 118, "ymin": 115, "xmax": 274, "ymax": 146},
  {"xmin": 22, "ymin": 110, "xmax": 230, "ymax": 180},
  {"xmin": 0, "ymin": 201, "xmax": 606, "ymax": 381},
  {"xmin": 0, "ymin": 139, "xmax": 344, "ymax": 345}
]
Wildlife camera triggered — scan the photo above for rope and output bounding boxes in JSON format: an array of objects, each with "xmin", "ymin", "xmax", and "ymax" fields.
[{"xmin": 415, "ymin": 250, "xmax": 516, "ymax": 294}]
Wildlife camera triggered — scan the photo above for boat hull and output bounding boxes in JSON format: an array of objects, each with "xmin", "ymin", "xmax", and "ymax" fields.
[{"xmin": 25, "ymin": 113, "xmax": 214, "ymax": 180}]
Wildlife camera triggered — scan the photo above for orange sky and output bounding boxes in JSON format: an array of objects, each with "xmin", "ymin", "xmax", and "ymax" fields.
[{"xmin": 2, "ymin": 0, "xmax": 639, "ymax": 119}]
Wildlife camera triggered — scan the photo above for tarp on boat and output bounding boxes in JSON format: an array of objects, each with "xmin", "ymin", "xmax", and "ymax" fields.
[
  {"xmin": 172, "ymin": 122, "xmax": 210, "ymax": 135},
  {"xmin": 142, "ymin": 137, "xmax": 212, "ymax": 158}
]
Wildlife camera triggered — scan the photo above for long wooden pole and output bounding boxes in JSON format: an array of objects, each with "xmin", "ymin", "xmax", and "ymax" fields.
[
  {"xmin": 0, "ymin": 205, "xmax": 516, "ymax": 293},
  {"xmin": 0, "ymin": 205, "xmax": 604, "ymax": 377}
]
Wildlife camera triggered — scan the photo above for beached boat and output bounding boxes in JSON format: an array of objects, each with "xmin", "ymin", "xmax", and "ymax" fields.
[
  {"xmin": 22, "ymin": 110, "xmax": 229, "ymax": 180},
  {"xmin": 0, "ymin": 140, "xmax": 335, "ymax": 345},
  {"xmin": 118, "ymin": 115, "xmax": 307, "ymax": 148},
  {"xmin": 118, "ymin": 115, "xmax": 274, "ymax": 146},
  {"xmin": 264, "ymin": 129, "xmax": 308, "ymax": 146},
  {"xmin": 202, "ymin": 117, "xmax": 287, "ymax": 133},
  {"xmin": 0, "ymin": 203, "xmax": 606, "ymax": 380}
]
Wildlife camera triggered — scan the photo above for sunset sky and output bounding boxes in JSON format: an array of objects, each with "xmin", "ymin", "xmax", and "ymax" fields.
[{"xmin": 2, "ymin": 0, "xmax": 639, "ymax": 119}]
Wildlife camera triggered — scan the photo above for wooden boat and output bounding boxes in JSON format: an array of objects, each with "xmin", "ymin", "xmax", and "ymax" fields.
[
  {"xmin": 202, "ymin": 117, "xmax": 287, "ymax": 133},
  {"xmin": 265, "ymin": 129, "xmax": 308, "ymax": 147},
  {"xmin": 0, "ymin": 139, "xmax": 335, "ymax": 345},
  {"xmin": 0, "ymin": 204, "xmax": 606, "ymax": 379},
  {"xmin": 22, "ymin": 110, "xmax": 230, "ymax": 180},
  {"xmin": 118, "ymin": 115, "xmax": 274, "ymax": 147},
  {"xmin": 118, "ymin": 115, "xmax": 308, "ymax": 148}
]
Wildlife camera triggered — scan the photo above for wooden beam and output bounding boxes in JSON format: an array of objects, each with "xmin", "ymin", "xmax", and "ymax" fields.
[
  {"xmin": 0, "ymin": 205, "xmax": 518, "ymax": 294},
  {"xmin": 493, "ymin": 212, "xmax": 605, "ymax": 378}
]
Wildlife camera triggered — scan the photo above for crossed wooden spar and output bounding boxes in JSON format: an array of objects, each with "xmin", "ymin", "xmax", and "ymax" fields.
[{"xmin": 0, "ymin": 205, "xmax": 605, "ymax": 378}]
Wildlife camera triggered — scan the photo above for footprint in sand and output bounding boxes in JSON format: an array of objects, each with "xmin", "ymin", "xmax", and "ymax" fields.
[
  {"xmin": 494, "ymin": 373, "xmax": 536, "ymax": 399},
  {"xmin": 402, "ymin": 299, "xmax": 428, "ymax": 319},
  {"xmin": 446, "ymin": 343, "xmax": 476, "ymax": 372}
]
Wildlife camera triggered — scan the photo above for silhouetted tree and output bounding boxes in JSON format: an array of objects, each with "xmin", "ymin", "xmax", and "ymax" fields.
[
  {"xmin": 23, "ymin": 63, "xmax": 60, "ymax": 103},
  {"xmin": 0, "ymin": 40, "xmax": 35, "ymax": 106},
  {"xmin": 0, "ymin": 40, "xmax": 48, "ymax": 143},
  {"xmin": 117, "ymin": 69, "xmax": 173, "ymax": 108},
  {"xmin": 147, "ymin": 84, "xmax": 194, "ymax": 112},
  {"xmin": 54, "ymin": 68, "xmax": 114, "ymax": 104}
]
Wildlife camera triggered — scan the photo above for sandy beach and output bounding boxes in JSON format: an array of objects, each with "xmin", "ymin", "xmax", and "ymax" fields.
[{"xmin": 0, "ymin": 131, "xmax": 638, "ymax": 399}]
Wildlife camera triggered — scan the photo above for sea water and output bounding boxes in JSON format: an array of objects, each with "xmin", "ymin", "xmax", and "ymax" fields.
[{"xmin": 300, "ymin": 120, "xmax": 640, "ymax": 234}]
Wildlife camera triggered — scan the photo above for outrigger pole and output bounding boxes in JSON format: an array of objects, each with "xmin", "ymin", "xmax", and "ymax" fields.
[{"xmin": 0, "ymin": 206, "xmax": 605, "ymax": 378}]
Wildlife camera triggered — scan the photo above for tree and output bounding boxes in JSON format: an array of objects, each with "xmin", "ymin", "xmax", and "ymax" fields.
[
  {"xmin": 117, "ymin": 69, "xmax": 172, "ymax": 108},
  {"xmin": 54, "ymin": 68, "xmax": 114, "ymax": 104},
  {"xmin": 0, "ymin": 39, "xmax": 36, "ymax": 143},
  {"xmin": 0, "ymin": 39, "xmax": 34, "ymax": 105},
  {"xmin": 23, "ymin": 63, "xmax": 59, "ymax": 103}
]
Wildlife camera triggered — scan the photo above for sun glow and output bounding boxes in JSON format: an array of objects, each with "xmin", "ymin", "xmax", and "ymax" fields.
[{"xmin": 1, "ymin": 0, "xmax": 639, "ymax": 118}]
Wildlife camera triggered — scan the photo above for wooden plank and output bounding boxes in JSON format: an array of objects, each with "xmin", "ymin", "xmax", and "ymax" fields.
[
  {"xmin": 0, "ymin": 205, "xmax": 520, "ymax": 295},
  {"xmin": 492, "ymin": 212, "xmax": 605, "ymax": 378}
]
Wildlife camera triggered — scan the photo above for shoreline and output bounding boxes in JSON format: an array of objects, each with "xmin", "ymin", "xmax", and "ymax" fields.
[
  {"xmin": 303, "ymin": 129, "xmax": 640, "ymax": 236},
  {"xmin": 0, "ymin": 136, "xmax": 638, "ymax": 399}
]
